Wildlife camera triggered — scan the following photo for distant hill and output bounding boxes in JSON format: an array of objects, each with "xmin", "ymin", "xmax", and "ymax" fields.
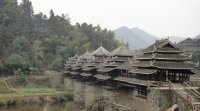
[
  {"xmin": 131, "ymin": 27, "xmax": 157, "ymax": 46},
  {"xmin": 114, "ymin": 27, "xmax": 156, "ymax": 49},
  {"xmin": 114, "ymin": 26, "xmax": 186, "ymax": 49},
  {"xmin": 194, "ymin": 34, "xmax": 200, "ymax": 39},
  {"xmin": 168, "ymin": 36, "xmax": 185, "ymax": 44}
]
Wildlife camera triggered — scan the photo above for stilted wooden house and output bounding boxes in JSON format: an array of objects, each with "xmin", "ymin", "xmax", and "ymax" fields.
[
  {"xmin": 95, "ymin": 43, "xmax": 134, "ymax": 84},
  {"xmin": 73, "ymin": 51, "xmax": 95, "ymax": 78},
  {"xmin": 132, "ymin": 38, "xmax": 196, "ymax": 83},
  {"xmin": 64, "ymin": 55, "xmax": 79, "ymax": 76},
  {"xmin": 80, "ymin": 46, "xmax": 110, "ymax": 79},
  {"xmin": 65, "ymin": 51, "xmax": 95, "ymax": 78},
  {"xmin": 120, "ymin": 38, "xmax": 196, "ymax": 96}
]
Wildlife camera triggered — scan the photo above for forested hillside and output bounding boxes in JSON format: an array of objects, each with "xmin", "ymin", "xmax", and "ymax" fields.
[{"xmin": 0, "ymin": 0, "xmax": 119, "ymax": 74}]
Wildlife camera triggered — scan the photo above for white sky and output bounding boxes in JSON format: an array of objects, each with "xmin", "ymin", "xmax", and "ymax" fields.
[{"xmin": 28, "ymin": 0, "xmax": 200, "ymax": 38}]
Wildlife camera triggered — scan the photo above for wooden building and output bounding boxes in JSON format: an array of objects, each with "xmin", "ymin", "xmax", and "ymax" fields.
[
  {"xmin": 80, "ymin": 46, "xmax": 110, "ymax": 79},
  {"xmin": 64, "ymin": 55, "xmax": 79, "ymax": 76},
  {"xmin": 95, "ymin": 43, "xmax": 134, "ymax": 85},
  {"xmin": 64, "ymin": 51, "xmax": 94, "ymax": 78},
  {"xmin": 131, "ymin": 39, "xmax": 196, "ymax": 96},
  {"xmin": 133, "ymin": 38, "xmax": 196, "ymax": 82},
  {"xmin": 64, "ymin": 38, "xmax": 197, "ymax": 98}
]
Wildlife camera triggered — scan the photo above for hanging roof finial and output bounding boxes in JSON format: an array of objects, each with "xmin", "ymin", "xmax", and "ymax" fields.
[{"xmin": 167, "ymin": 36, "xmax": 169, "ymax": 41}]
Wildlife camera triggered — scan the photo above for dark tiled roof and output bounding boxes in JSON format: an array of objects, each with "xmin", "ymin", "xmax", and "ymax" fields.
[
  {"xmin": 79, "ymin": 52, "xmax": 95, "ymax": 60},
  {"xmin": 109, "ymin": 45, "xmax": 134, "ymax": 57},
  {"xmin": 64, "ymin": 71, "xmax": 70, "ymax": 74},
  {"xmin": 114, "ymin": 77, "xmax": 158, "ymax": 86},
  {"xmin": 135, "ymin": 53, "xmax": 190, "ymax": 60},
  {"xmin": 142, "ymin": 39, "xmax": 184, "ymax": 53},
  {"xmin": 92, "ymin": 46, "xmax": 110, "ymax": 56},
  {"xmin": 85, "ymin": 63, "xmax": 99, "ymax": 67},
  {"xmin": 104, "ymin": 57, "xmax": 115, "ymax": 62},
  {"xmin": 82, "ymin": 67, "xmax": 96, "ymax": 71},
  {"xmin": 114, "ymin": 56, "xmax": 132, "ymax": 62},
  {"xmin": 129, "ymin": 68, "xmax": 157, "ymax": 74},
  {"xmin": 132, "ymin": 61, "xmax": 152, "ymax": 67},
  {"xmin": 116, "ymin": 61, "xmax": 132, "ymax": 70},
  {"xmin": 154, "ymin": 61, "xmax": 195, "ymax": 69},
  {"xmin": 80, "ymin": 73, "xmax": 92, "ymax": 77},
  {"xmin": 100, "ymin": 62, "xmax": 121, "ymax": 67},
  {"xmin": 70, "ymin": 72, "xmax": 79, "ymax": 75},
  {"xmin": 71, "ymin": 67, "xmax": 82, "ymax": 70},
  {"xmin": 94, "ymin": 74, "xmax": 111, "ymax": 80},
  {"xmin": 94, "ymin": 57, "xmax": 105, "ymax": 62},
  {"xmin": 97, "ymin": 67, "xmax": 115, "ymax": 72},
  {"xmin": 132, "ymin": 60, "xmax": 195, "ymax": 69}
]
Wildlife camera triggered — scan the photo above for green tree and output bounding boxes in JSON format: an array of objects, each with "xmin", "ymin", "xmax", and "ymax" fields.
[
  {"xmin": 0, "ymin": 0, "xmax": 119, "ymax": 73},
  {"xmin": 0, "ymin": 60, "xmax": 3, "ymax": 73},
  {"xmin": 11, "ymin": 36, "xmax": 31, "ymax": 53},
  {"xmin": 5, "ymin": 53, "xmax": 31, "ymax": 74},
  {"xmin": 52, "ymin": 56, "xmax": 63, "ymax": 71}
]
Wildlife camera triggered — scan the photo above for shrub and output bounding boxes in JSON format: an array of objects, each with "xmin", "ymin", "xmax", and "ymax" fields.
[
  {"xmin": 5, "ymin": 53, "xmax": 32, "ymax": 74},
  {"xmin": 52, "ymin": 56, "xmax": 63, "ymax": 71},
  {"xmin": 13, "ymin": 69, "xmax": 27, "ymax": 85},
  {"xmin": 0, "ymin": 60, "xmax": 3, "ymax": 73}
]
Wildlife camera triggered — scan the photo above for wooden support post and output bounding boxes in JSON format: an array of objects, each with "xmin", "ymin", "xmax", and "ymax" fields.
[{"xmin": 183, "ymin": 73, "xmax": 185, "ymax": 81}]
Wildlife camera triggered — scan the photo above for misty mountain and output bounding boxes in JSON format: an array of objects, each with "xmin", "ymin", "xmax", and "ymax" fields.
[
  {"xmin": 131, "ymin": 27, "xmax": 157, "ymax": 45},
  {"xmin": 194, "ymin": 34, "xmax": 200, "ymax": 39},
  {"xmin": 114, "ymin": 27, "xmax": 156, "ymax": 49},
  {"xmin": 168, "ymin": 36, "xmax": 185, "ymax": 44},
  {"xmin": 114, "ymin": 26, "xmax": 185, "ymax": 50}
]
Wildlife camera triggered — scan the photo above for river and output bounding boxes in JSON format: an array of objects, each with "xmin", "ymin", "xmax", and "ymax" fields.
[{"xmin": 0, "ymin": 77, "xmax": 135, "ymax": 111}]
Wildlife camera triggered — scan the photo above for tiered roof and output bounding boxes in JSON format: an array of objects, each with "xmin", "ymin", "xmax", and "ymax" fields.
[
  {"xmin": 92, "ymin": 46, "xmax": 110, "ymax": 57},
  {"xmin": 142, "ymin": 39, "xmax": 184, "ymax": 53},
  {"xmin": 135, "ymin": 53, "xmax": 190, "ymax": 61},
  {"xmin": 79, "ymin": 51, "xmax": 95, "ymax": 61},
  {"xmin": 114, "ymin": 77, "xmax": 158, "ymax": 86},
  {"xmin": 132, "ymin": 61, "xmax": 195, "ymax": 70},
  {"xmin": 109, "ymin": 44, "xmax": 134, "ymax": 57},
  {"xmin": 132, "ymin": 38, "xmax": 196, "ymax": 74},
  {"xmin": 95, "ymin": 43, "xmax": 134, "ymax": 82}
]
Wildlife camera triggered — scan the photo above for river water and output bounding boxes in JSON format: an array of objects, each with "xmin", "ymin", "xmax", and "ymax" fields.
[{"xmin": 0, "ymin": 77, "xmax": 135, "ymax": 111}]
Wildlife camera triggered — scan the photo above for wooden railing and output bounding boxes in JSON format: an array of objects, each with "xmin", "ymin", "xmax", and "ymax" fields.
[
  {"xmin": 169, "ymin": 81, "xmax": 188, "ymax": 98},
  {"xmin": 183, "ymin": 82, "xmax": 200, "ymax": 100},
  {"xmin": 169, "ymin": 81, "xmax": 200, "ymax": 109},
  {"xmin": 87, "ymin": 96, "xmax": 135, "ymax": 111}
]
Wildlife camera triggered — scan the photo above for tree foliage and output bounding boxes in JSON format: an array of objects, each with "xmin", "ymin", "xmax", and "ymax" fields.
[
  {"xmin": 52, "ymin": 56, "xmax": 63, "ymax": 71},
  {"xmin": 0, "ymin": 0, "xmax": 119, "ymax": 74},
  {"xmin": 0, "ymin": 60, "xmax": 3, "ymax": 72}
]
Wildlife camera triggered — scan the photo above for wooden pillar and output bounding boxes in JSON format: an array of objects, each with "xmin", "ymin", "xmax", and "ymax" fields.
[
  {"xmin": 188, "ymin": 74, "xmax": 190, "ymax": 81},
  {"xmin": 181, "ymin": 73, "xmax": 183, "ymax": 82},
  {"xmin": 174, "ymin": 73, "xmax": 176, "ymax": 82},
  {"xmin": 166, "ymin": 70, "xmax": 169, "ymax": 81},
  {"xmin": 161, "ymin": 70, "xmax": 163, "ymax": 81},
  {"xmin": 184, "ymin": 73, "xmax": 186, "ymax": 81}
]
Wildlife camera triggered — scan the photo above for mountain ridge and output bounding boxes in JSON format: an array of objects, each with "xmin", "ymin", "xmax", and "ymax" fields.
[{"xmin": 114, "ymin": 26, "xmax": 186, "ymax": 50}]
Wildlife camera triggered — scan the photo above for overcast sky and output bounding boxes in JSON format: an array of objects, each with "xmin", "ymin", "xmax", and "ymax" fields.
[{"xmin": 28, "ymin": 0, "xmax": 200, "ymax": 38}]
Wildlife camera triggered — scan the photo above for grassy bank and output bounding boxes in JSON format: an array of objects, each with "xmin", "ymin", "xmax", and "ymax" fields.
[
  {"xmin": 0, "ymin": 73, "xmax": 73, "ymax": 106},
  {"xmin": 0, "ymin": 87, "xmax": 73, "ymax": 106}
]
